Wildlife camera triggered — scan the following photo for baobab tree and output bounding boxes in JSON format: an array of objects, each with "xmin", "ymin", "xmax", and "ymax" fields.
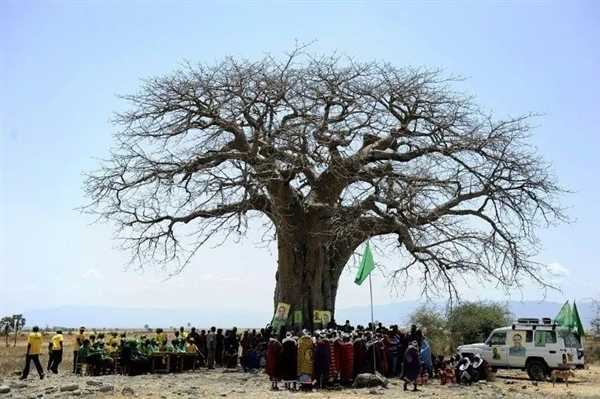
[{"xmin": 84, "ymin": 51, "xmax": 565, "ymax": 329}]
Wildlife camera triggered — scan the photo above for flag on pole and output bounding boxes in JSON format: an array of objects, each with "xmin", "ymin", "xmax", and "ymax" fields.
[
  {"xmin": 555, "ymin": 300, "xmax": 586, "ymax": 337},
  {"xmin": 555, "ymin": 300, "xmax": 572, "ymax": 327},
  {"xmin": 572, "ymin": 301, "xmax": 585, "ymax": 337},
  {"xmin": 354, "ymin": 242, "xmax": 375, "ymax": 285}
]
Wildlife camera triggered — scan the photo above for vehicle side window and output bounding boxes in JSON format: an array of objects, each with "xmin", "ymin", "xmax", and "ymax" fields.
[
  {"xmin": 561, "ymin": 331, "xmax": 581, "ymax": 348},
  {"xmin": 526, "ymin": 330, "xmax": 533, "ymax": 343},
  {"xmin": 489, "ymin": 331, "xmax": 506, "ymax": 345},
  {"xmin": 534, "ymin": 330, "xmax": 557, "ymax": 346}
]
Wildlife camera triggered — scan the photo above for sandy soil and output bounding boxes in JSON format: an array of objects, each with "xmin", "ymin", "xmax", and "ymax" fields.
[
  {"xmin": 3, "ymin": 334, "xmax": 599, "ymax": 398},
  {"xmin": 1, "ymin": 366, "xmax": 600, "ymax": 399}
]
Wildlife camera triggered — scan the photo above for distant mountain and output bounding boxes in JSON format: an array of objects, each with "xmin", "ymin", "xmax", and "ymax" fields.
[
  {"xmin": 22, "ymin": 300, "xmax": 596, "ymax": 330},
  {"xmin": 337, "ymin": 300, "xmax": 596, "ymax": 328},
  {"xmin": 23, "ymin": 305, "xmax": 271, "ymax": 330}
]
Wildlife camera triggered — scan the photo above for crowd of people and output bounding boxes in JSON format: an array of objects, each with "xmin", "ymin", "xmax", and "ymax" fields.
[
  {"xmin": 19, "ymin": 321, "xmax": 490, "ymax": 392},
  {"xmin": 263, "ymin": 322, "xmax": 489, "ymax": 391}
]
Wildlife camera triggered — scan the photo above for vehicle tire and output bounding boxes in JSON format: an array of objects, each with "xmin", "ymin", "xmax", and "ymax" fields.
[{"xmin": 526, "ymin": 359, "xmax": 547, "ymax": 381}]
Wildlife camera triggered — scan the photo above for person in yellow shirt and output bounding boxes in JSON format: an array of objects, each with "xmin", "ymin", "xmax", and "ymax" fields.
[
  {"xmin": 20, "ymin": 326, "xmax": 45, "ymax": 380},
  {"xmin": 154, "ymin": 328, "xmax": 167, "ymax": 350},
  {"xmin": 107, "ymin": 332, "xmax": 120, "ymax": 354},
  {"xmin": 73, "ymin": 326, "xmax": 86, "ymax": 374},
  {"xmin": 179, "ymin": 326, "xmax": 188, "ymax": 340},
  {"xmin": 48, "ymin": 330, "xmax": 64, "ymax": 374}
]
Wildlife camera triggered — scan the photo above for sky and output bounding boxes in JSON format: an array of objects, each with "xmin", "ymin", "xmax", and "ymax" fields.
[{"xmin": 1, "ymin": 0, "xmax": 599, "ymax": 318}]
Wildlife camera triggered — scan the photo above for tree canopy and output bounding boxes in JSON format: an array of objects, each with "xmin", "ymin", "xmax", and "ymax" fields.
[
  {"xmin": 84, "ymin": 50, "xmax": 566, "ymax": 315},
  {"xmin": 447, "ymin": 302, "xmax": 512, "ymax": 347}
]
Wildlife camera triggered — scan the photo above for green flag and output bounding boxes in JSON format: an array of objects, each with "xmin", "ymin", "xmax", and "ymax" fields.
[
  {"xmin": 572, "ymin": 301, "xmax": 585, "ymax": 337},
  {"xmin": 354, "ymin": 242, "xmax": 375, "ymax": 285},
  {"xmin": 555, "ymin": 301, "xmax": 572, "ymax": 327}
]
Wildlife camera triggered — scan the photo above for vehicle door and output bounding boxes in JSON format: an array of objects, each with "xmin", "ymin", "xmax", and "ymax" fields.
[
  {"xmin": 534, "ymin": 330, "xmax": 561, "ymax": 368},
  {"xmin": 486, "ymin": 331, "xmax": 508, "ymax": 367},
  {"xmin": 559, "ymin": 330, "xmax": 583, "ymax": 368},
  {"xmin": 507, "ymin": 330, "xmax": 528, "ymax": 367}
]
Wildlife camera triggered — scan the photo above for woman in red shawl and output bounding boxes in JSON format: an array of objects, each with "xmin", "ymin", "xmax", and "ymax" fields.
[
  {"xmin": 266, "ymin": 337, "xmax": 282, "ymax": 390},
  {"xmin": 328, "ymin": 333, "xmax": 340, "ymax": 385},
  {"xmin": 338, "ymin": 334, "xmax": 354, "ymax": 386},
  {"xmin": 353, "ymin": 334, "xmax": 368, "ymax": 376}
]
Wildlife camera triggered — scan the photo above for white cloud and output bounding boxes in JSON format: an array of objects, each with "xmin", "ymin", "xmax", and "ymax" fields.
[
  {"xmin": 546, "ymin": 262, "xmax": 569, "ymax": 278},
  {"xmin": 82, "ymin": 268, "xmax": 105, "ymax": 281}
]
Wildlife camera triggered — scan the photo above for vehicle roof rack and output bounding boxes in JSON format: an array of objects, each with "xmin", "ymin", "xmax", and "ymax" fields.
[
  {"xmin": 511, "ymin": 317, "xmax": 557, "ymax": 330},
  {"xmin": 516, "ymin": 318, "xmax": 540, "ymax": 325}
]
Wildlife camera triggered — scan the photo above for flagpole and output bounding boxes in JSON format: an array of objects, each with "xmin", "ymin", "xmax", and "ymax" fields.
[{"xmin": 369, "ymin": 273, "xmax": 376, "ymax": 374}]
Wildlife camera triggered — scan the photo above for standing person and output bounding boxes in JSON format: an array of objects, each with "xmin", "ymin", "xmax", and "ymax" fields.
[
  {"xmin": 215, "ymin": 328, "xmax": 224, "ymax": 367},
  {"xmin": 402, "ymin": 341, "xmax": 421, "ymax": 392},
  {"xmin": 280, "ymin": 332, "xmax": 297, "ymax": 390},
  {"xmin": 296, "ymin": 330, "xmax": 315, "ymax": 391},
  {"xmin": 240, "ymin": 331, "xmax": 251, "ymax": 371},
  {"xmin": 419, "ymin": 336, "xmax": 433, "ymax": 378},
  {"xmin": 46, "ymin": 339, "xmax": 53, "ymax": 372},
  {"xmin": 352, "ymin": 333, "xmax": 368, "ymax": 376},
  {"xmin": 48, "ymin": 330, "xmax": 64, "ymax": 374},
  {"xmin": 20, "ymin": 326, "xmax": 45, "ymax": 380},
  {"xmin": 314, "ymin": 333, "xmax": 330, "ymax": 389},
  {"xmin": 198, "ymin": 330, "xmax": 208, "ymax": 362},
  {"xmin": 187, "ymin": 327, "xmax": 200, "ymax": 345},
  {"xmin": 73, "ymin": 326, "xmax": 86, "ymax": 374},
  {"xmin": 206, "ymin": 327, "xmax": 216, "ymax": 369},
  {"xmin": 265, "ymin": 336, "xmax": 282, "ymax": 390},
  {"xmin": 327, "ymin": 332, "xmax": 340, "ymax": 385},
  {"xmin": 397, "ymin": 329, "xmax": 408, "ymax": 376},
  {"xmin": 338, "ymin": 334, "xmax": 354, "ymax": 386},
  {"xmin": 386, "ymin": 330, "xmax": 400, "ymax": 377}
]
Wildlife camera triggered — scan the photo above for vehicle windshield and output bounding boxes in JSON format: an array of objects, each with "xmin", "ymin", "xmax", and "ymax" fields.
[{"xmin": 485, "ymin": 330, "xmax": 506, "ymax": 345}]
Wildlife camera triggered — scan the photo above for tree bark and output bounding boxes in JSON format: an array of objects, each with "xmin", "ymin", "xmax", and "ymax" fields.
[{"xmin": 273, "ymin": 226, "xmax": 352, "ymax": 331}]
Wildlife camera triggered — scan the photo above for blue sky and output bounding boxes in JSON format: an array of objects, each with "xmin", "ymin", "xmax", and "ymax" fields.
[{"xmin": 1, "ymin": 0, "xmax": 599, "ymax": 317}]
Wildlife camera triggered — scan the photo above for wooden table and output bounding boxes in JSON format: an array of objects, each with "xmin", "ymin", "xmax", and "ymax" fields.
[{"xmin": 150, "ymin": 352, "xmax": 202, "ymax": 373}]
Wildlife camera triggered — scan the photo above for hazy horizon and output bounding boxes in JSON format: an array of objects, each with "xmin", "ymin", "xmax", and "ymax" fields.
[
  {"xmin": 2, "ymin": 1, "xmax": 600, "ymax": 317},
  {"xmin": 18, "ymin": 299, "xmax": 597, "ymax": 331}
]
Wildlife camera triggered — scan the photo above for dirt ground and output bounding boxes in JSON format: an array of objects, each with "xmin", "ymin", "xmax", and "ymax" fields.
[
  {"xmin": 1, "ymin": 366, "xmax": 600, "ymax": 399},
  {"xmin": 2, "ymin": 333, "xmax": 600, "ymax": 398}
]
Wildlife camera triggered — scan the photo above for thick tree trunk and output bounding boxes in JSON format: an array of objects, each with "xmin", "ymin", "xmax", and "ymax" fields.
[{"xmin": 273, "ymin": 228, "xmax": 352, "ymax": 331}]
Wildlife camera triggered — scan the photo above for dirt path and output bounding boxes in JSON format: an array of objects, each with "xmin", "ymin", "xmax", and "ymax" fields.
[{"xmin": 1, "ymin": 366, "xmax": 600, "ymax": 399}]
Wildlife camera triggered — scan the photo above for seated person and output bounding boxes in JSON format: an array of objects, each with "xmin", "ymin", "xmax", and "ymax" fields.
[
  {"xmin": 440, "ymin": 360, "xmax": 456, "ymax": 385},
  {"xmin": 433, "ymin": 355, "xmax": 445, "ymax": 378},
  {"xmin": 141, "ymin": 337, "xmax": 158, "ymax": 356},
  {"xmin": 456, "ymin": 356, "xmax": 473, "ymax": 385},
  {"xmin": 106, "ymin": 333, "xmax": 120, "ymax": 356},
  {"xmin": 171, "ymin": 331, "xmax": 186, "ymax": 353},
  {"xmin": 155, "ymin": 328, "xmax": 168, "ymax": 351},
  {"xmin": 82, "ymin": 339, "xmax": 104, "ymax": 375},
  {"xmin": 471, "ymin": 354, "xmax": 488, "ymax": 382},
  {"xmin": 77, "ymin": 339, "xmax": 92, "ymax": 373},
  {"xmin": 121, "ymin": 339, "xmax": 150, "ymax": 376}
]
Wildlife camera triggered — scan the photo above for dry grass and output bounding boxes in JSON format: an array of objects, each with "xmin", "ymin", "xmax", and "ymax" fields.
[{"xmin": 0, "ymin": 330, "xmax": 151, "ymax": 376}]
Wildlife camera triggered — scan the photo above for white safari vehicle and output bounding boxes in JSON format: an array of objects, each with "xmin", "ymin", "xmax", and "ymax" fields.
[{"xmin": 457, "ymin": 318, "xmax": 585, "ymax": 380}]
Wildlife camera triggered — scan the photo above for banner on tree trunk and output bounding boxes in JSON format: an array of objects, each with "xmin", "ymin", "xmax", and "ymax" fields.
[
  {"xmin": 293, "ymin": 310, "xmax": 303, "ymax": 326},
  {"xmin": 313, "ymin": 310, "xmax": 331, "ymax": 328},
  {"xmin": 313, "ymin": 310, "xmax": 322, "ymax": 327},
  {"xmin": 271, "ymin": 302, "xmax": 291, "ymax": 332},
  {"xmin": 320, "ymin": 311, "xmax": 332, "ymax": 327}
]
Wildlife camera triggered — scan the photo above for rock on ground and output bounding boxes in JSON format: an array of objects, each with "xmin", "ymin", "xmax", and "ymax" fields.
[
  {"xmin": 353, "ymin": 373, "xmax": 389, "ymax": 389},
  {"xmin": 60, "ymin": 384, "xmax": 79, "ymax": 392}
]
